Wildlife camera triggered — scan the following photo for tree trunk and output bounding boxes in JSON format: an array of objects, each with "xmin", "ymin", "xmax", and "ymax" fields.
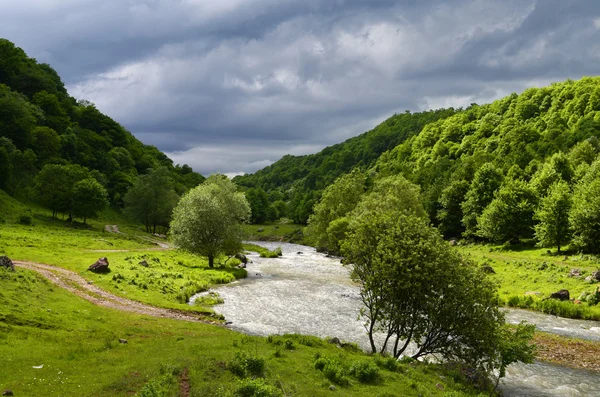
[{"xmin": 208, "ymin": 255, "xmax": 214, "ymax": 268}]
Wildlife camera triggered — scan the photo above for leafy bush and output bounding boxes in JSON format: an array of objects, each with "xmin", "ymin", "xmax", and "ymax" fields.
[
  {"xmin": 349, "ymin": 360, "xmax": 380, "ymax": 383},
  {"xmin": 259, "ymin": 247, "xmax": 282, "ymax": 258},
  {"xmin": 374, "ymin": 354, "xmax": 398, "ymax": 371},
  {"xmin": 234, "ymin": 378, "xmax": 282, "ymax": 397},
  {"xmin": 228, "ymin": 351, "xmax": 266, "ymax": 378},
  {"xmin": 314, "ymin": 357, "xmax": 350, "ymax": 386},
  {"xmin": 283, "ymin": 339, "xmax": 295, "ymax": 350}
]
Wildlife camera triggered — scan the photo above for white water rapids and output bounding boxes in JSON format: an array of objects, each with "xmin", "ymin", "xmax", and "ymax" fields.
[{"xmin": 190, "ymin": 242, "xmax": 600, "ymax": 396}]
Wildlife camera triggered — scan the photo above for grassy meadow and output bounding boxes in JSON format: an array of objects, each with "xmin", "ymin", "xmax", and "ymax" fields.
[
  {"xmin": 243, "ymin": 221, "xmax": 305, "ymax": 243},
  {"xmin": 459, "ymin": 243, "xmax": 600, "ymax": 320},
  {"xmin": 1, "ymin": 193, "xmax": 490, "ymax": 396}
]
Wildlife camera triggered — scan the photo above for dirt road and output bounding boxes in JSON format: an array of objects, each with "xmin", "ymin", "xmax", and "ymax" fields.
[{"xmin": 13, "ymin": 261, "xmax": 216, "ymax": 324}]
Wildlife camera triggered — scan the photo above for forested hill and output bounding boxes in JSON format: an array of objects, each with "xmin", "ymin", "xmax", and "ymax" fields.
[
  {"xmin": 0, "ymin": 39, "xmax": 204, "ymax": 207},
  {"xmin": 321, "ymin": 76, "xmax": 600, "ymax": 255},
  {"xmin": 233, "ymin": 108, "xmax": 457, "ymax": 223}
]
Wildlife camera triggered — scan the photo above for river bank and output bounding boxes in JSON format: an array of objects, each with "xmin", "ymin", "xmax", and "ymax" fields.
[{"xmin": 198, "ymin": 241, "xmax": 600, "ymax": 396}]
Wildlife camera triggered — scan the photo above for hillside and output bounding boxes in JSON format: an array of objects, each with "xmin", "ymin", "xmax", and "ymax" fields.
[
  {"xmin": 0, "ymin": 38, "xmax": 204, "ymax": 209},
  {"xmin": 233, "ymin": 108, "xmax": 457, "ymax": 223},
  {"xmin": 372, "ymin": 77, "xmax": 600, "ymax": 240}
]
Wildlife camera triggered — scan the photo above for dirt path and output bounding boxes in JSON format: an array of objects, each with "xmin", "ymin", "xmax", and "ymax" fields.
[
  {"xmin": 102, "ymin": 224, "xmax": 171, "ymax": 250},
  {"xmin": 13, "ymin": 261, "xmax": 217, "ymax": 324}
]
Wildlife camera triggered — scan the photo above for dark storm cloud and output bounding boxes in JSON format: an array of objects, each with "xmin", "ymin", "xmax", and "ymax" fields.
[{"xmin": 1, "ymin": 0, "xmax": 600, "ymax": 175}]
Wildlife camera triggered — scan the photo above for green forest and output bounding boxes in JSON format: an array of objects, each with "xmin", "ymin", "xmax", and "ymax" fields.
[
  {"xmin": 0, "ymin": 39, "xmax": 204, "ymax": 229},
  {"xmin": 241, "ymin": 76, "xmax": 600, "ymax": 255},
  {"xmin": 234, "ymin": 108, "xmax": 457, "ymax": 223}
]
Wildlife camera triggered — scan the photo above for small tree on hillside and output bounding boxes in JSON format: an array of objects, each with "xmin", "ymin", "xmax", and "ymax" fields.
[
  {"xmin": 170, "ymin": 175, "xmax": 250, "ymax": 267},
  {"xmin": 124, "ymin": 167, "xmax": 180, "ymax": 233},
  {"xmin": 71, "ymin": 178, "xmax": 109, "ymax": 224},
  {"xmin": 306, "ymin": 169, "xmax": 368, "ymax": 253},
  {"xmin": 534, "ymin": 181, "xmax": 572, "ymax": 252},
  {"xmin": 34, "ymin": 163, "xmax": 89, "ymax": 218}
]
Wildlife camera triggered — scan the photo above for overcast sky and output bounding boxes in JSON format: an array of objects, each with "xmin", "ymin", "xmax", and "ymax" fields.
[{"xmin": 2, "ymin": 0, "xmax": 600, "ymax": 176}]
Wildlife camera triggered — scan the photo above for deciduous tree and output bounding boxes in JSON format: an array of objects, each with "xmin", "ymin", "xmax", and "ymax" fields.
[
  {"xmin": 534, "ymin": 181, "xmax": 572, "ymax": 252},
  {"xmin": 71, "ymin": 178, "xmax": 109, "ymax": 224},
  {"xmin": 342, "ymin": 211, "xmax": 503, "ymax": 366},
  {"xmin": 170, "ymin": 175, "xmax": 250, "ymax": 267}
]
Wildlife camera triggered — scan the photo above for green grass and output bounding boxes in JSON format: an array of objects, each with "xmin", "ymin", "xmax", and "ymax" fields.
[
  {"xmin": 0, "ymin": 268, "xmax": 487, "ymax": 397},
  {"xmin": 244, "ymin": 221, "xmax": 305, "ymax": 243},
  {"xmin": 458, "ymin": 243, "xmax": 600, "ymax": 320},
  {"xmin": 0, "ymin": 191, "xmax": 491, "ymax": 396}
]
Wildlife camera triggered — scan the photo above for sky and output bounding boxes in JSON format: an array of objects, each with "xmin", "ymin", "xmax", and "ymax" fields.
[{"xmin": 2, "ymin": 0, "xmax": 600, "ymax": 177}]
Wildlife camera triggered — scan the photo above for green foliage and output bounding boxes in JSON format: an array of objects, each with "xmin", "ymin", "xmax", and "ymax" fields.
[
  {"xmin": 349, "ymin": 360, "xmax": 380, "ymax": 383},
  {"xmin": 306, "ymin": 169, "xmax": 368, "ymax": 251},
  {"xmin": 477, "ymin": 180, "xmax": 538, "ymax": 243},
  {"xmin": 34, "ymin": 163, "xmax": 90, "ymax": 218},
  {"xmin": 124, "ymin": 167, "xmax": 180, "ymax": 233},
  {"xmin": 313, "ymin": 357, "xmax": 351, "ymax": 386},
  {"xmin": 530, "ymin": 152, "xmax": 573, "ymax": 196},
  {"xmin": 234, "ymin": 109, "xmax": 457, "ymax": 223},
  {"xmin": 0, "ymin": 39, "xmax": 205, "ymax": 220},
  {"xmin": 170, "ymin": 175, "xmax": 250, "ymax": 267},
  {"xmin": 374, "ymin": 355, "xmax": 399, "ymax": 371},
  {"xmin": 461, "ymin": 164, "xmax": 503, "ymax": 238},
  {"xmin": 246, "ymin": 187, "xmax": 272, "ymax": 224},
  {"xmin": 234, "ymin": 378, "xmax": 282, "ymax": 397},
  {"xmin": 71, "ymin": 178, "xmax": 109, "ymax": 223},
  {"xmin": 342, "ymin": 211, "xmax": 503, "ymax": 367},
  {"xmin": 437, "ymin": 179, "xmax": 470, "ymax": 238},
  {"xmin": 489, "ymin": 323, "xmax": 536, "ymax": 394},
  {"xmin": 534, "ymin": 181, "xmax": 572, "ymax": 252},
  {"xmin": 259, "ymin": 247, "xmax": 282, "ymax": 258},
  {"xmin": 570, "ymin": 173, "xmax": 600, "ymax": 253},
  {"xmin": 135, "ymin": 364, "xmax": 181, "ymax": 397},
  {"xmin": 351, "ymin": 175, "xmax": 426, "ymax": 220},
  {"xmin": 228, "ymin": 351, "xmax": 266, "ymax": 378}
]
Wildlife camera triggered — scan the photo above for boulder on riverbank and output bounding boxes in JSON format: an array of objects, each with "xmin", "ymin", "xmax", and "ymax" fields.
[
  {"xmin": 88, "ymin": 257, "xmax": 110, "ymax": 273},
  {"xmin": 549, "ymin": 289, "xmax": 570, "ymax": 301},
  {"xmin": 0, "ymin": 256, "xmax": 14, "ymax": 271},
  {"xmin": 235, "ymin": 253, "xmax": 248, "ymax": 264}
]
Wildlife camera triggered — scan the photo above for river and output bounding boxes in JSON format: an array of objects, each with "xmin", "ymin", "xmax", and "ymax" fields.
[{"xmin": 190, "ymin": 242, "xmax": 600, "ymax": 396}]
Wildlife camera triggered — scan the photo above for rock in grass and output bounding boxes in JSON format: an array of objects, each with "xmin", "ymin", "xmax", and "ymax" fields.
[
  {"xmin": 0, "ymin": 256, "xmax": 14, "ymax": 271},
  {"xmin": 3, "ymin": 390, "xmax": 14, "ymax": 396},
  {"xmin": 119, "ymin": 338, "xmax": 128, "ymax": 344},
  {"xmin": 139, "ymin": 260, "xmax": 149, "ymax": 267},
  {"xmin": 592, "ymin": 270, "xmax": 600, "ymax": 281},
  {"xmin": 569, "ymin": 268, "xmax": 581, "ymax": 277},
  {"xmin": 549, "ymin": 289, "xmax": 570, "ymax": 301},
  {"xmin": 88, "ymin": 257, "xmax": 110, "ymax": 273},
  {"xmin": 481, "ymin": 265, "xmax": 496, "ymax": 274}
]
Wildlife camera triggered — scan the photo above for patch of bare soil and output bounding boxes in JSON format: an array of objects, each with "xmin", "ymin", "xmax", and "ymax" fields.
[
  {"xmin": 13, "ymin": 261, "xmax": 219, "ymax": 325},
  {"xmin": 534, "ymin": 332, "xmax": 600, "ymax": 372},
  {"xmin": 179, "ymin": 368, "xmax": 190, "ymax": 397}
]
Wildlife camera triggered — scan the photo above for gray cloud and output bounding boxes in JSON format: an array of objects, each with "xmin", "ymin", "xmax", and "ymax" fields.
[{"xmin": 1, "ymin": 0, "xmax": 600, "ymax": 176}]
